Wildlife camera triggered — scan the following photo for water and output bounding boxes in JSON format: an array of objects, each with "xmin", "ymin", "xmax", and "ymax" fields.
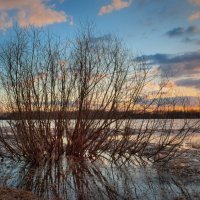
[
  {"xmin": 1, "ymin": 118, "xmax": 199, "ymax": 129},
  {"xmin": 0, "ymin": 157, "xmax": 199, "ymax": 200},
  {"xmin": 0, "ymin": 119, "xmax": 200, "ymax": 199}
]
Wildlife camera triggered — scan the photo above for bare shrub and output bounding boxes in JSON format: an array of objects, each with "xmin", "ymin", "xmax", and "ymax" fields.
[{"xmin": 0, "ymin": 26, "xmax": 198, "ymax": 164}]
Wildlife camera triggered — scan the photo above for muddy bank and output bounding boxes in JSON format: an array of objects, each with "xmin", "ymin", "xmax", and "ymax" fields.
[{"xmin": 0, "ymin": 187, "xmax": 40, "ymax": 200}]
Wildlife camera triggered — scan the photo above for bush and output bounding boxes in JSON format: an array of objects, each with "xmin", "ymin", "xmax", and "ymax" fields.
[{"xmin": 0, "ymin": 26, "xmax": 198, "ymax": 165}]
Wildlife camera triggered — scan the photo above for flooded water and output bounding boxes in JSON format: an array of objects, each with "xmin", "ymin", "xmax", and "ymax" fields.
[
  {"xmin": 0, "ymin": 119, "xmax": 200, "ymax": 199},
  {"xmin": 0, "ymin": 118, "xmax": 199, "ymax": 130},
  {"xmin": 0, "ymin": 155, "xmax": 199, "ymax": 199}
]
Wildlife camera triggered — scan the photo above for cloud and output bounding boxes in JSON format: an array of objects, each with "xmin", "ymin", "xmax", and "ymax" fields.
[
  {"xmin": 189, "ymin": 0, "xmax": 200, "ymax": 5},
  {"xmin": 0, "ymin": 0, "xmax": 71, "ymax": 30},
  {"xmin": 137, "ymin": 51, "xmax": 200, "ymax": 78},
  {"xmin": 99, "ymin": 0, "xmax": 132, "ymax": 16},
  {"xmin": 188, "ymin": 0, "xmax": 200, "ymax": 20},
  {"xmin": 137, "ymin": 51, "xmax": 200, "ymax": 93},
  {"xmin": 165, "ymin": 26, "xmax": 199, "ymax": 37},
  {"xmin": 182, "ymin": 37, "xmax": 200, "ymax": 45},
  {"xmin": 189, "ymin": 11, "xmax": 200, "ymax": 21},
  {"xmin": 176, "ymin": 78, "xmax": 200, "ymax": 89}
]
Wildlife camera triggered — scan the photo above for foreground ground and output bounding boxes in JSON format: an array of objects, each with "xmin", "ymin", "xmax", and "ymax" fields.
[{"xmin": 0, "ymin": 187, "xmax": 40, "ymax": 200}]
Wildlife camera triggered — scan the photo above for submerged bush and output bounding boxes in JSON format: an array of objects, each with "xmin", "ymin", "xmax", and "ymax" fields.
[{"xmin": 0, "ymin": 27, "xmax": 198, "ymax": 164}]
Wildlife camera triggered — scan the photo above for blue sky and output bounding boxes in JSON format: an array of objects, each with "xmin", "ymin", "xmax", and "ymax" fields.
[
  {"xmin": 0, "ymin": 0, "xmax": 200, "ymax": 96},
  {"xmin": 53, "ymin": 0, "xmax": 200, "ymax": 54}
]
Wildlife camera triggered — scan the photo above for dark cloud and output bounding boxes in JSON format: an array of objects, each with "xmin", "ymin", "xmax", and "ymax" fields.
[
  {"xmin": 166, "ymin": 27, "xmax": 185, "ymax": 37},
  {"xmin": 176, "ymin": 78, "xmax": 200, "ymax": 89},
  {"xmin": 137, "ymin": 51, "xmax": 200, "ymax": 78},
  {"xmin": 138, "ymin": 51, "xmax": 200, "ymax": 64},
  {"xmin": 138, "ymin": 53, "xmax": 171, "ymax": 64},
  {"xmin": 165, "ymin": 26, "xmax": 199, "ymax": 37},
  {"xmin": 182, "ymin": 37, "xmax": 200, "ymax": 45}
]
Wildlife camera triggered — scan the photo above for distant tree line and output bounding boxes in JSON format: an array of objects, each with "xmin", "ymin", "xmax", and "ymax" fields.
[{"xmin": 1, "ymin": 110, "xmax": 200, "ymax": 120}]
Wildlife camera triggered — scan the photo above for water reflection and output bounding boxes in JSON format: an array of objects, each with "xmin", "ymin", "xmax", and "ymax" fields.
[{"xmin": 0, "ymin": 157, "xmax": 199, "ymax": 200}]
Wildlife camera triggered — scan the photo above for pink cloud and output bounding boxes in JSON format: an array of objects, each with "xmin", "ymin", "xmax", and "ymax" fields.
[
  {"xmin": 189, "ymin": 0, "xmax": 200, "ymax": 5},
  {"xmin": 189, "ymin": 11, "xmax": 200, "ymax": 21},
  {"xmin": 0, "ymin": 0, "xmax": 71, "ymax": 30},
  {"xmin": 99, "ymin": 0, "xmax": 132, "ymax": 16},
  {"xmin": 188, "ymin": 1, "xmax": 200, "ymax": 21}
]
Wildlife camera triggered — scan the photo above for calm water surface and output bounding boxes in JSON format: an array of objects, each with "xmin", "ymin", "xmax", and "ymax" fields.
[{"xmin": 0, "ymin": 119, "xmax": 199, "ymax": 199}]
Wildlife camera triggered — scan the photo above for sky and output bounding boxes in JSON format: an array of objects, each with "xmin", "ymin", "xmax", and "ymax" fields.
[{"xmin": 0, "ymin": 0, "xmax": 200, "ymax": 100}]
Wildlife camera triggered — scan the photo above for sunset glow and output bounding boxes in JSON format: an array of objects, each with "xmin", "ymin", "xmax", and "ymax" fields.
[{"xmin": 0, "ymin": 0, "xmax": 200, "ymax": 105}]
